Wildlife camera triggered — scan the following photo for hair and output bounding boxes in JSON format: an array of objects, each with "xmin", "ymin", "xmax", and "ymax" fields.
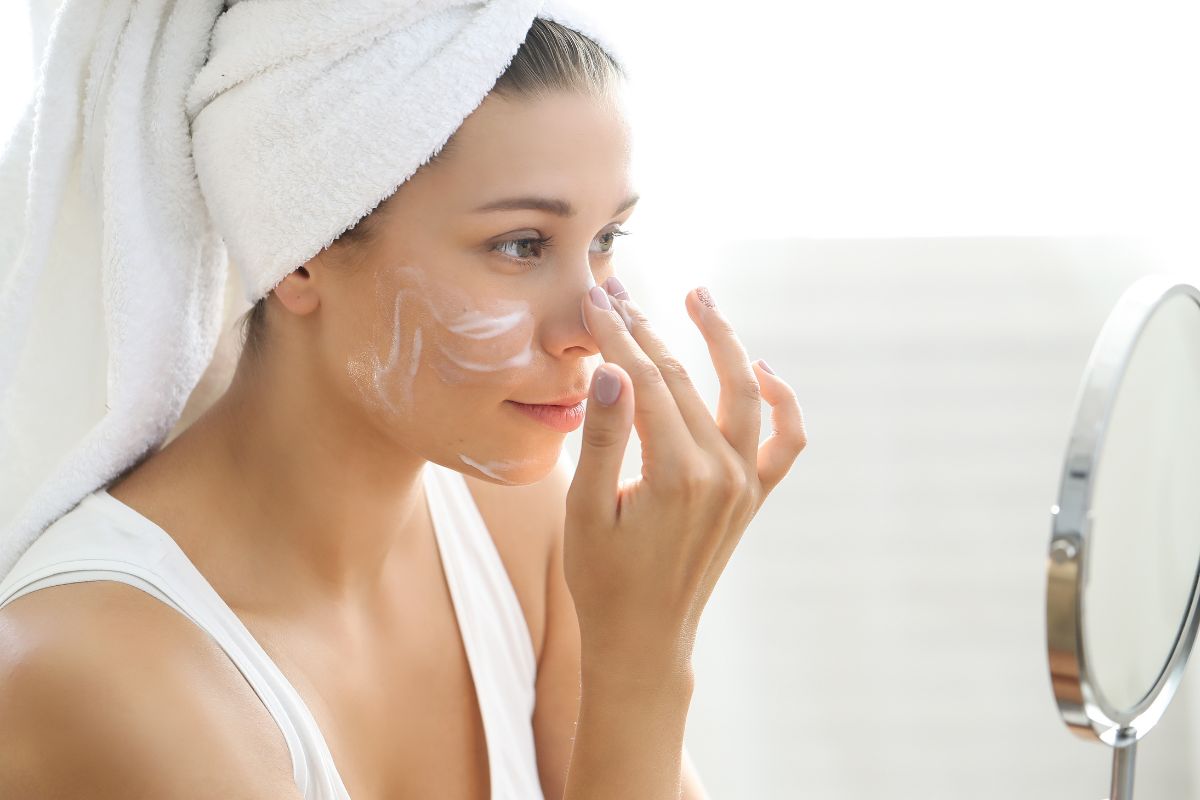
[{"xmin": 237, "ymin": 17, "xmax": 627, "ymax": 358}]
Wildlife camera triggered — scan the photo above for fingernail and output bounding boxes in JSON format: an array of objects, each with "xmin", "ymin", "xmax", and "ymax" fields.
[
  {"xmin": 593, "ymin": 365, "xmax": 621, "ymax": 405},
  {"xmin": 589, "ymin": 285, "xmax": 611, "ymax": 310},
  {"xmin": 697, "ymin": 286, "xmax": 717, "ymax": 312},
  {"xmin": 756, "ymin": 358, "xmax": 775, "ymax": 375},
  {"xmin": 604, "ymin": 276, "xmax": 629, "ymax": 299}
]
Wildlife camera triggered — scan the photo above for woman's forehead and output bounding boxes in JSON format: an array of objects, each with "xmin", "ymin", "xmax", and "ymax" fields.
[
  {"xmin": 459, "ymin": 92, "xmax": 627, "ymax": 166},
  {"xmin": 425, "ymin": 92, "xmax": 633, "ymax": 208}
]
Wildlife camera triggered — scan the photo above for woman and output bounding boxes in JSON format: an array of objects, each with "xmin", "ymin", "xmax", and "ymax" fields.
[{"xmin": 0, "ymin": 6, "xmax": 805, "ymax": 800}]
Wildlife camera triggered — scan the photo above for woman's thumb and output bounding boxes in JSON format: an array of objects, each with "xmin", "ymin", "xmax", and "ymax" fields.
[{"xmin": 569, "ymin": 362, "xmax": 634, "ymax": 523}]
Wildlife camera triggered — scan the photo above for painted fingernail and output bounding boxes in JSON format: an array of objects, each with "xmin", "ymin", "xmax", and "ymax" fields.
[
  {"xmin": 697, "ymin": 286, "xmax": 716, "ymax": 311},
  {"xmin": 594, "ymin": 365, "xmax": 622, "ymax": 405},
  {"xmin": 604, "ymin": 276, "xmax": 629, "ymax": 299},
  {"xmin": 757, "ymin": 358, "xmax": 775, "ymax": 375},
  {"xmin": 589, "ymin": 285, "xmax": 611, "ymax": 310}
]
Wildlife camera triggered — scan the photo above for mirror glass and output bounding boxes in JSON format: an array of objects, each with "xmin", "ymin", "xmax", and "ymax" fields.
[{"xmin": 1082, "ymin": 292, "xmax": 1200, "ymax": 711}]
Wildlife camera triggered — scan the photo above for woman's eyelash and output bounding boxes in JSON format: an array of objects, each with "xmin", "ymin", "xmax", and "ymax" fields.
[
  {"xmin": 496, "ymin": 234, "xmax": 554, "ymax": 264},
  {"xmin": 493, "ymin": 227, "xmax": 632, "ymax": 268}
]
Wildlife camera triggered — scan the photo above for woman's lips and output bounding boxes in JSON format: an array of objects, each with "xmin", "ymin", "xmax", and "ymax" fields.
[{"xmin": 505, "ymin": 399, "xmax": 586, "ymax": 432}]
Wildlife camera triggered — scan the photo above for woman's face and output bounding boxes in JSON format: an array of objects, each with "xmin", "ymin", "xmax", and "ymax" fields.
[{"xmin": 301, "ymin": 88, "xmax": 637, "ymax": 485}]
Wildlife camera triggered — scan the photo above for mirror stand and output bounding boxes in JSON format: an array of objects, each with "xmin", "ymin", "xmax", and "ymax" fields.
[{"xmin": 1108, "ymin": 734, "xmax": 1135, "ymax": 800}]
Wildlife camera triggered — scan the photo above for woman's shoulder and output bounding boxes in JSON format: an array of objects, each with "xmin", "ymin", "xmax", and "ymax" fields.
[
  {"xmin": 0, "ymin": 579, "xmax": 262, "ymax": 714},
  {"xmin": 0, "ymin": 579, "xmax": 297, "ymax": 797}
]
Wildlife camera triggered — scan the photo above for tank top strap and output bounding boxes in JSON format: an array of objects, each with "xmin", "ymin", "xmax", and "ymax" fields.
[
  {"xmin": 0, "ymin": 462, "xmax": 545, "ymax": 800},
  {"xmin": 422, "ymin": 461, "xmax": 543, "ymax": 799},
  {"xmin": 0, "ymin": 490, "xmax": 351, "ymax": 800}
]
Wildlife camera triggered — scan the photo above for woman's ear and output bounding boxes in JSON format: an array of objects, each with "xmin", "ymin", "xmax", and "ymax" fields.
[{"xmin": 273, "ymin": 264, "xmax": 321, "ymax": 317}]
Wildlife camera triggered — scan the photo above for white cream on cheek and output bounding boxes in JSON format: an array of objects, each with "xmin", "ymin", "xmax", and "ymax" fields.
[
  {"xmin": 376, "ymin": 265, "xmax": 535, "ymax": 386},
  {"xmin": 346, "ymin": 265, "xmax": 542, "ymax": 484},
  {"xmin": 442, "ymin": 307, "xmax": 528, "ymax": 339},
  {"xmin": 346, "ymin": 278, "xmax": 420, "ymax": 416},
  {"xmin": 366, "ymin": 290, "xmax": 412, "ymax": 414}
]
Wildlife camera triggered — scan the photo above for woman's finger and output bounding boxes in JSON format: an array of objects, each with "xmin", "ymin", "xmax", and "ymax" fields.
[
  {"xmin": 600, "ymin": 278, "xmax": 732, "ymax": 455},
  {"xmin": 580, "ymin": 285, "xmax": 694, "ymax": 468},
  {"xmin": 569, "ymin": 362, "xmax": 635, "ymax": 526},
  {"xmin": 752, "ymin": 360, "xmax": 806, "ymax": 495},
  {"xmin": 683, "ymin": 287, "xmax": 762, "ymax": 466}
]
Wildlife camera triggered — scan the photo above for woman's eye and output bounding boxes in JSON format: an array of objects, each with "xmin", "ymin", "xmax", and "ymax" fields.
[
  {"xmin": 495, "ymin": 236, "xmax": 548, "ymax": 262},
  {"xmin": 491, "ymin": 227, "xmax": 632, "ymax": 269},
  {"xmin": 591, "ymin": 226, "xmax": 632, "ymax": 255}
]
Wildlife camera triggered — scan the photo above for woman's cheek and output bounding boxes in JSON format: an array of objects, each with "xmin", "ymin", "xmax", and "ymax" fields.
[
  {"xmin": 343, "ymin": 265, "xmax": 561, "ymax": 486},
  {"xmin": 388, "ymin": 264, "xmax": 535, "ymax": 386},
  {"xmin": 345, "ymin": 277, "xmax": 424, "ymax": 417},
  {"xmin": 345, "ymin": 265, "xmax": 535, "ymax": 417},
  {"xmin": 427, "ymin": 299, "xmax": 535, "ymax": 383}
]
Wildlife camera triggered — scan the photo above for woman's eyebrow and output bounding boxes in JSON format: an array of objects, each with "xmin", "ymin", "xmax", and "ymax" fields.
[{"xmin": 471, "ymin": 193, "xmax": 639, "ymax": 217}]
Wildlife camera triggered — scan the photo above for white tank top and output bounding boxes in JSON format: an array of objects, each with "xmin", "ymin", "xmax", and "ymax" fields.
[{"xmin": 0, "ymin": 461, "xmax": 544, "ymax": 800}]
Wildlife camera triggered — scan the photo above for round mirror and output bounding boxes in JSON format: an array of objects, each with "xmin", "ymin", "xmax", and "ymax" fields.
[{"xmin": 1046, "ymin": 275, "xmax": 1200, "ymax": 800}]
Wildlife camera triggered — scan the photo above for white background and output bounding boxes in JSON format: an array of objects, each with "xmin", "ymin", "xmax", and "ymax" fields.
[
  {"xmin": 5, "ymin": 2, "xmax": 1200, "ymax": 798},
  {"xmin": 7, "ymin": 1, "xmax": 1200, "ymax": 241}
]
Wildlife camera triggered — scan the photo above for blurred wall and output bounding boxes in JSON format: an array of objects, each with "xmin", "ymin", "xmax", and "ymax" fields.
[{"xmin": 560, "ymin": 236, "xmax": 1200, "ymax": 799}]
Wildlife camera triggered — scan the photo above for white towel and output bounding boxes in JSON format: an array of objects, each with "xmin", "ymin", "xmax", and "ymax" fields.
[{"xmin": 0, "ymin": 0, "xmax": 627, "ymax": 581}]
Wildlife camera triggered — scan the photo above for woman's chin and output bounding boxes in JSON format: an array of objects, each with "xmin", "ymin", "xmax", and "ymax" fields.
[{"xmin": 453, "ymin": 446, "xmax": 558, "ymax": 486}]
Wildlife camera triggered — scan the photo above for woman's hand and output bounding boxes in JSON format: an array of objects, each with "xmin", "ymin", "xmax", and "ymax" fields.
[{"xmin": 565, "ymin": 277, "xmax": 806, "ymax": 685}]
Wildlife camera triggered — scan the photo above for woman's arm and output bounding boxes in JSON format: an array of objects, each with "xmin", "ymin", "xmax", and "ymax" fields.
[
  {"xmin": 0, "ymin": 582, "xmax": 303, "ymax": 799},
  {"xmin": 565, "ymin": 664, "xmax": 694, "ymax": 800},
  {"xmin": 540, "ymin": 283, "xmax": 802, "ymax": 799},
  {"xmin": 532, "ymin": 457, "xmax": 711, "ymax": 800}
]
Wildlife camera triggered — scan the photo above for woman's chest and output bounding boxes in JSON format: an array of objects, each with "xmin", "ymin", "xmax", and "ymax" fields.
[{"xmin": 238, "ymin": 502, "xmax": 545, "ymax": 799}]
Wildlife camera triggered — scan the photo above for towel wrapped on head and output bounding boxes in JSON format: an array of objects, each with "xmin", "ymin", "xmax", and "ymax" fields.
[{"xmin": 0, "ymin": 0, "xmax": 627, "ymax": 581}]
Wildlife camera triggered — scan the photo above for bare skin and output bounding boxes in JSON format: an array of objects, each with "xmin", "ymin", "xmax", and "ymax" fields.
[{"xmin": 0, "ymin": 82, "xmax": 803, "ymax": 799}]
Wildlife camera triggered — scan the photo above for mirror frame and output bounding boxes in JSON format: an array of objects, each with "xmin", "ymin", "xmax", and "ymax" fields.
[{"xmin": 1046, "ymin": 274, "xmax": 1200, "ymax": 748}]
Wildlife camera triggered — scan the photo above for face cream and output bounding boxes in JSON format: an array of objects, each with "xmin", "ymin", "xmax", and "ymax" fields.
[
  {"xmin": 347, "ymin": 264, "xmax": 538, "ymax": 411},
  {"xmin": 457, "ymin": 453, "xmax": 541, "ymax": 483}
]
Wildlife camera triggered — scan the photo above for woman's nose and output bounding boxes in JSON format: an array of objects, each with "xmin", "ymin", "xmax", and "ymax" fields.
[{"xmin": 550, "ymin": 269, "xmax": 603, "ymax": 357}]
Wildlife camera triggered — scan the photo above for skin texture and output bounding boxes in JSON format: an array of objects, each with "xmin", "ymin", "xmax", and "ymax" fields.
[
  {"xmin": 557, "ymin": 279, "xmax": 808, "ymax": 800},
  {"xmin": 144, "ymin": 87, "xmax": 636, "ymax": 608},
  {"xmin": 0, "ymin": 86, "xmax": 749, "ymax": 799},
  {"xmin": 0, "ymin": 67, "xmax": 816, "ymax": 796}
]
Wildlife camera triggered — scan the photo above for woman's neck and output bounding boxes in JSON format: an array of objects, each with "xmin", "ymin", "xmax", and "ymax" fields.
[{"xmin": 110, "ymin": 350, "xmax": 434, "ymax": 614}]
